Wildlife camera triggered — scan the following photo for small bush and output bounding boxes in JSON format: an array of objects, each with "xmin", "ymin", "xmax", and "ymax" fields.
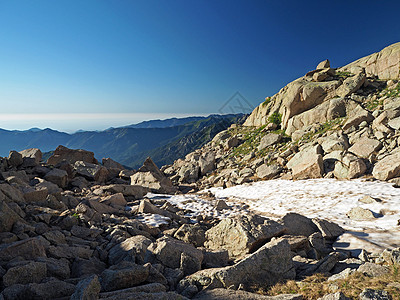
[
  {"xmin": 336, "ymin": 71, "xmax": 352, "ymax": 79},
  {"xmin": 386, "ymin": 83, "xmax": 400, "ymax": 97},
  {"xmin": 268, "ymin": 112, "xmax": 282, "ymax": 126},
  {"xmin": 262, "ymin": 97, "xmax": 272, "ymax": 107}
]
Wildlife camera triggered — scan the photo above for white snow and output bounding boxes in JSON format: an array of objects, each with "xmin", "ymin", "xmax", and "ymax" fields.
[
  {"xmin": 139, "ymin": 178, "xmax": 400, "ymax": 252},
  {"xmin": 136, "ymin": 213, "xmax": 171, "ymax": 227}
]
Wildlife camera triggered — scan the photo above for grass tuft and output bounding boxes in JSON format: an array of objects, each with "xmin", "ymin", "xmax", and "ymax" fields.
[{"xmin": 264, "ymin": 265, "xmax": 400, "ymax": 300}]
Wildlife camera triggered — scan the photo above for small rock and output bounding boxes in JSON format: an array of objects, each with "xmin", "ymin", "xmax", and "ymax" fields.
[
  {"xmin": 359, "ymin": 195, "xmax": 382, "ymax": 204},
  {"xmin": 100, "ymin": 262, "xmax": 150, "ymax": 292},
  {"xmin": 258, "ymin": 133, "xmax": 282, "ymax": 150},
  {"xmin": 312, "ymin": 218, "xmax": 345, "ymax": 240},
  {"xmin": 71, "ymin": 275, "xmax": 101, "ymax": 300},
  {"xmin": 8, "ymin": 150, "xmax": 23, "ymax": 167},
  {"xmin": 346, "ymin": 207, "xmax": 377, "ymax": 220},
  {"xmin": 317, "ymin": 59, "xmax": 330, "ymax": 69},
  {"xmin": 173, "ymin": 224, "xmax": 206, "ymax": 247},
  {"xmin": 318, "ymin": 292, "xmax": 351, "ymax": 300},
  {"xmin": 3, "ymin": 262, "xmax": 47, "ymax": 287},
  {"xmin": 359, "ymin": 289, "xmax": 391, "ymax": 300},
  {"xmin": 357, "ymin": 262, "xmax": 390, "ymax": 277}
]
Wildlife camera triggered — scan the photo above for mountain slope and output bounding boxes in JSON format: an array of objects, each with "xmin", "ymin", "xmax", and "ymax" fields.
[
  {"xmin": 125, "ymin": 116, "xmax": 206, "ymax": 129},
  {"xmin": 0, "ymin": 114, "xmax": 244, "ymax": 168}
]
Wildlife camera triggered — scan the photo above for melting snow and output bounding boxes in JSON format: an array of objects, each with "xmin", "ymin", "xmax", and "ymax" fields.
[{"xmin": 143, "ymin": 178, "xmax": 400, "ymax": 252}]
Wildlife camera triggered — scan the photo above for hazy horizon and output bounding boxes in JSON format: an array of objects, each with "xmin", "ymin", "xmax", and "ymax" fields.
[
  {"xmin": 0, "ymin": 112, "xmax": 214, "ymax": 133},
  {"xmin": 1, "ymin": 1, "xmax": 400, "ymax": 131}
]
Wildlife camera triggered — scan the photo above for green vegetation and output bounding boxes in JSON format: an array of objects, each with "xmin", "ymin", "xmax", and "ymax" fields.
[
  {"xmin": 230, "ymin": 125, "xmax": 268, "ymax": 157},
  {"xmin": 336, "ymin": 71, "xmax": 353, "ymax": 79},
  {"xmin": 298, "ymin": 117, "xmax": 345, "ymax": 144},
  {"xmin": 386, "ymin": 82, "xmax": 400, "ymax": 97},
  {"xmin": 268, "ymin": 112, "xmax": 282, "ymax": 126},
  {"xmin": 265, "ymin": 265, "xmax": 400, "ymax": 299},
  {"xmin": 365, "ymin": 98, "xmax": 384, "ymax": 110},
  {"xmin": 229, "ymin": 125, "xmax": 290, "ymax": 164},
  {"xmin": 262, "ymin": 97, "xmax": 272, "ymax": 106}
]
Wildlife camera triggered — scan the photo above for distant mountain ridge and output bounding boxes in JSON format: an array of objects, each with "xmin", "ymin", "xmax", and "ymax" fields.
[
  {"xmin": 124, "ymin": 116, "xmax": 207, "ymax": 129},
  {"xmin": 0, "ymin": 114, "xmax": 245, "ymax": 168}
]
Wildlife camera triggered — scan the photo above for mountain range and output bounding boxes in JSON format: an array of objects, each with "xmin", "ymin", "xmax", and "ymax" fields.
[{"xmin": 0, "ymin": 114, "xmax": 245, "ymax": 168}]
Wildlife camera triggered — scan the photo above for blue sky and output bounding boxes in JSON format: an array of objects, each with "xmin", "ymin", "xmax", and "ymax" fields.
[{"xmin": 0, "ymin": 0, "xmax": 400, "ymax": 132}]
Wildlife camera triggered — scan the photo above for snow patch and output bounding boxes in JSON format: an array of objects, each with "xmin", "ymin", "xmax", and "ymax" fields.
[{"xmin": 137, "ymin": 179, "xmax": 400, "ymax": 251}]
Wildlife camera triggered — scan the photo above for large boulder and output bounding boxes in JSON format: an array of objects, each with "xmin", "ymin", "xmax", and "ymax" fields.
[
  {"xmin": 193, "ymin": 289, "xmax": 302, "ymax": 300},
  {"xmin": 256, "ymin": 164, "xmax": 282, "ymax": 179},
  {"xmin": 178, "ymin": 163, "xmax": 200, "ymax": 183},
  {"xmin": 108, "ymin": 235, "xmax": 152, "ymax": 265},
  {"xmin": 74, "ymin": 161, "xmax": 109, "ymax": 183},
  {"xmin": 335, "ymin": 72, "xmax": 366, "ymax": 98},
  {"xmin": 287, "ymin": 145, "xmax": 324, "ymax": 180},
  {"xmin": 3, "ymin": 262, "xmax": 47, "ymax": 287},
  {"xmin": 199, "ymin": 151, "xmax": 216, "ymax": 176},
  {"xmin": 97, "ymin": 284, "xmax": 186, "ymax": 300},
  {"xmin": 174, "ymin": 224, "xmax": 206, "ymax": 247},
  {"xmin": 0, "ymin": 200, "xmax": 23, "ymax": 232},
  {"xmin": 102, "ymin": 157, "xmax": 124, "ymax": 170},
  {"xmin": 245, "ymin": 78, "xmax": 339, "ymax": 128},
  {"xmin": 357, "ymin": 262, "xmax": 390, "ymax": 277},
  {"xmin": 2, "ymin": 278, "xmax": 76, "ymax": 299},
  {"xmin": 312, "ymin": 218, "xmax": 345, "ymax": 240},
  {"xmin": 348, "ymin": 137, "xmax": 382, "ymax": 159},
  {"xmin": 204, "ymin": 215, "xmax": 286, "ymax": 258},
  {"xmin": 0, "ymin": 183, "xmax": 25, "ymax": 204},
  {"xmin": 138, "ymin": 199, "xmax": 184, "ymax": 222},
  {"xmin": 44, "ymin": 168, "xmax": 69, "ymax": 188},
  {"xmin": 71, "ymin": 275, "xmax": 101, "ymax": 300},
  {"xmin": 8, "ymin": 150, "xmax": 23, "ymax": 167},
  {"xmin": 281, "ymin": 80, "xmax": 340, "ymax": 128},
  {"xmin": 257, "ymin": 133, "xmax": 282, "ymax": 150},
  {"xmin": 0, "ymin": 238, "xmax": 47, "ymax": 261},
  {"xmin": 339, "ymin": 42, "xmax": 400, "ymax": 80},
  {"xmin": 95, "ymin": 184, "xmax": 148, "ymax": 199},
  {"xmin": 342, "ymin": 105, "xmax": 373, "ymax": 131},
  {"xmin": 148, "ymin": 236, "xmax": 203, "ymax": 274},
  {"xmin": 372, "ymin": 150, "xmax": 400, "ymax": 180},
  {"xmin": 333, "ymin": 153, "xmax": 367, "ymax": 179},
  {"xmin": 178, "ymin": 239, "xmax": 295, "ymax": 291},
  {"xmin": 47, "ymin": 145, "xmax": 97, "ymax": 165},
  {"xmin": 359, "ymin": 289, "xmax": 391, "ymax": 300},
  {"xmin": 19, "ymin": 148, "xmax": 42, "ymax": 165},
  {"xmin": 131, "ymin": 157, "xmax": 175, "ymax": 194},
  {"xmin": 319, "ymin": 132, "xmax": 349, "ymax": 153},
  {"xmin": 286, "ymin": 98, "xmax": 348, "ymax": 137},
  {"xmin": 100, "ymin": 262, "xmax": 150, "ymax": 292},
  {"xmin": 280, "ymin": 213, "xmax": 319, "ymax": 237},
  {"xmin": 317, "ymin": 59, "xmax": 330, "ymax": 70}
]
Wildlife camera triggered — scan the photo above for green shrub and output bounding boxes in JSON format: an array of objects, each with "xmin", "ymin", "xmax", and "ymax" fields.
[
  {"xmin": 336, "ymin": 71, "xmax": 352, "ymax": 79},
  {"xmin": 262, "ymin": 97, "xmax": 272, "ymax": 106},
  {"xmin": 268, "ymin": 112, "xmax": 282, "ymax": 125}
]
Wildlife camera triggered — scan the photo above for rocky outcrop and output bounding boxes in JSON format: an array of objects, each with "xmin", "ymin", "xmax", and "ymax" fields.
[
  {"xmin": 287, "ymin": 145, "xmax": 324, "ymax": 180},
  {"xmin": 131, "ymin": 157, "xmax": 176, "ymax": 194},
  {"xmin": 47, "ymin": 145, "xmax": 98, "ymax": 165},
  {"xmin": 204, "ymin": 215, "xmax": 286, "ymax": 258},
  {"xmin": 178, "ymin": 239, "xmax": 295, "ymax": 292},
  {"xmin": 286, "ymin": 97, "xmax": 350, "ymax": 137},
  {"xmin": 339, "ymin": 42, "xmax": 400, "ymax": 80},
  {"xmin": 372, "ymin": 150, "xmax": 400, "ymax": 180}
]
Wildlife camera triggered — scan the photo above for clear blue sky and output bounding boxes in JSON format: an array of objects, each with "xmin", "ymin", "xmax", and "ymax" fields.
[{"xmin": 0, "ymin": 0, "xmax": 399, "ymax": 132}]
